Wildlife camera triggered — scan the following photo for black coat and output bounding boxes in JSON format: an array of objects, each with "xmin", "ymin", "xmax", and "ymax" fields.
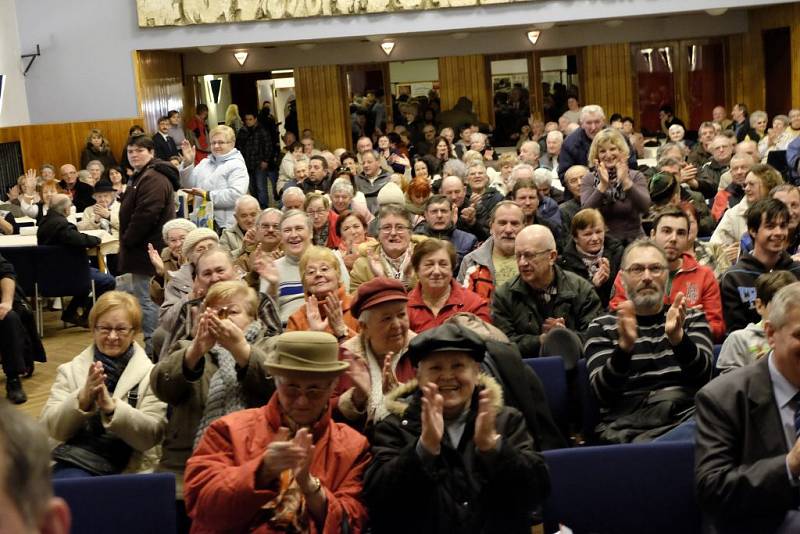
[
  {"xmin": 37, "ymin": 211, "xmax": 100, "ymax": 250},
  {"xmin": 558, "ymin": 236, "xmax": 624, "ymax": 308},
  {"xmin": 58, "ymin": 180, "xmax": 95, "ymax": 213},
  {"xmin": 0, "ymin": 253, "xmax": 46, "ymax": 364},
  {"xmin": 364, "ymin": 376, "xmax": 550, "ymax": 534},
  {"xmin": 152, "ymin": 133, "xmax": 179, "ymax": 161},
  {"xmin": 118, "ymin": 159, "xmax": 176, "ymax": 276}
]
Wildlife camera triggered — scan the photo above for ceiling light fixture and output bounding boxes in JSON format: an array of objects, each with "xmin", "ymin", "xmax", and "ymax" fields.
[
  {"xmin": 297, "ymin": 43, "xmax": 316, "ymax": 51},
  {"xmin": 381, "ymin": 40, "xmax": 395, "ymax": 56},
  {"xmin": 233, "ymin": 51, "xmax": 248, "ymax": 66},
  {"xmin": 451, "ymin": 32, "xmax": 470, "ymax": 40},
  {"xmin": 197, "ymin": 45, "xmax": 221, "ymax": 54},
  {"xmin": 527, "ymin": 30, "xmax": 541, "ymax": 46},
  {"xmin": 535, "ymin": 22, "xmax": 555, "ymax": 30},
  {"xmin": 705, "ymin": 7, "xmax": 728, "ymax": 16},
  {"xmin": 604, "ymin": 19, "xmax": 624, "ymax": 27}
]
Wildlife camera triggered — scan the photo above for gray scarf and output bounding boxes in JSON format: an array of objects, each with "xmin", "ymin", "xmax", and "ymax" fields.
[{"xmin": 193, "ymin": 321, "xmax": 263, "ymax": 448}]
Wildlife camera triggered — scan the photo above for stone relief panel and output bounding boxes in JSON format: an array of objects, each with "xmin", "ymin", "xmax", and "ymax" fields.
[{"xmin": 136, "ymin": 0, "xmax": 526, "ymax": 26}]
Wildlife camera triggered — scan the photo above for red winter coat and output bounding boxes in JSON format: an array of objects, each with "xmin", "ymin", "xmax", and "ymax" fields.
[
  {"xmin": 609, "ymin": 253, "xmax": 726, "ymax": 342},
  {"xmin": 184, "ymin": 395, "xmax": 371, "ymax": 534},
  {"xmin": 407, "ymin": 279, "xmax": 491, "ymax": 333}
]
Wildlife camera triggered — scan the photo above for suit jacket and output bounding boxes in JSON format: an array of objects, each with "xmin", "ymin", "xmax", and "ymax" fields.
[
  {"xmin": 37, "ymin": 211, "xmax": 100, "ymax": 250},
  {"xmin": 152, "ymin": 132, "xmax": 179, "ymax": 161},
  {"xmin": 695, "ymin": 356, "xmax": 800, "ymax": 533}
]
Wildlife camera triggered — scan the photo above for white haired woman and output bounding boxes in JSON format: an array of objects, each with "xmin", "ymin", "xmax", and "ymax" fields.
[
  {"xmin": 180, "ymin": 125, "xmax": 249, "ymax": 231},
  {"xmin": 147, "ymin": 218, "xmax": 198, "ymax": 306}
]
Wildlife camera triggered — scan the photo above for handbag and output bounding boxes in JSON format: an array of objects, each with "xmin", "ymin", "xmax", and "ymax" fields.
[
  {"xmin": 189, "ymin": 194, "xmax": 214, "ymax": 230},
  {"xmin": 51, "ymin": 389, "xmax": 140, "ymax": 476}
]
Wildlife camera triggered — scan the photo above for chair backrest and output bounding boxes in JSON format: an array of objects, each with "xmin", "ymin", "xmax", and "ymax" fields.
[
  {"xmin": 0, "ymin": 246, "xmax": 36, "ymax": 296},
  {"xmin": 542, "ymin": 441, "xmax": 701, "ymax": 534},
  {"xmin": 34, "ymin": 246, "xmax": 91, "ymax": 297},
  {"xmin": 767, "ymin": 149, "xmax": 789, "ymax": 176},
  {"xmin": 711, "ymin": 344, "xmax": 723, "ymax": 377},
  {"xmin": 576, "ymin": 358, "xmax": 601, "ymax": 444},
  {"xmin": 53, "ymin": 473, "xmax": 176, "ymax": 534},
  {"xmin": 522, "ymin": 356, "xmax": 568, "ymax": 435}
]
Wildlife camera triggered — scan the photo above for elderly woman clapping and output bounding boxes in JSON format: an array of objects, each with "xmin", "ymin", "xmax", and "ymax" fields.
[
  {"xmin": 288, "ymin": 246, "xmax": 359, "ymax": 339},
  {"xmin": 336, "ymin": 278, "xmax": 417, "ymax": 430},
  {"xmin": 180, "ymin": 125, "xmax": 249, "ymax": 231},
  {"xmin": 150, "ymin": 280, "xmax": 276, "ymax": 503},
  {"xmin": 147, "ymin": 218, "xmax": 197, "ymax": 306},
  {"xmin": 42, "ymin": 291, "xmax": 167, "ymax": 477},
  {"xmin": 363, "ymin": 322, "xmax": 550, "ymax": 533}
]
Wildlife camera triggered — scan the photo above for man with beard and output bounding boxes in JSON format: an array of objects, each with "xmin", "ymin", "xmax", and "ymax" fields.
[
  {"xmin": 414, "ymin": 195, "xmax": 476, "ymax": 273},
  {"xmin": 584, "ymin": 240, "xmax": 713, "ymax": 443},
  {"xmin": 458, "ymin": 201, "xmax": 523, "ymax": 301},
  {"xmin": 609, "ymin": 208, "xmax": 725, "ymax": 342}
]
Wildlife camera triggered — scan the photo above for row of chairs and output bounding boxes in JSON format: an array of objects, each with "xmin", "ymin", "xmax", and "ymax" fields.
[
  {"xmin": 1, "ymin": 245, "xmax": 96, "ymax": 336},
  {"xmin": 53, "ymin": 442, "xmax": 700, "ymax": 534}
]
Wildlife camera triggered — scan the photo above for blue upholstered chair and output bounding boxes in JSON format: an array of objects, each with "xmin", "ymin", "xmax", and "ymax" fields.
[
  {"xmin": 53, "ymin": 473, "xmax": 176, "ymax": 534},
  {"xmin": 542, "ymin": 441, "xmax": 701, "ymax": 534}
]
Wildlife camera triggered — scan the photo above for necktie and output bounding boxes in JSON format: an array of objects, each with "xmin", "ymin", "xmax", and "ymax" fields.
[{"xmin": 793, "ymin": 392, "xmax": 800, "ymax": 439}]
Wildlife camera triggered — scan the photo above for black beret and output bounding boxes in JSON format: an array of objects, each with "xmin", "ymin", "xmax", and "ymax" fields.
[{"xmin": 406, "ymin": 322, "xmax": 486, "ymax": 367}]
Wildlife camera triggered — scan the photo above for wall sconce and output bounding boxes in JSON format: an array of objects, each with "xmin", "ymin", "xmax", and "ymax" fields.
[
  {"xmin": 527, "ymin": 31, "xmax": 541, "ymax": 46},
  {"xmin": 640, "ymin": 48, "xmax": 653, "ymax": 73},
  {"xmin": 234, "ymin": 51, "xmax": 248, "ymax": 66},
  {"xmin": 381, "ymin": 41, "xmax": 395, "ymax": 56}
]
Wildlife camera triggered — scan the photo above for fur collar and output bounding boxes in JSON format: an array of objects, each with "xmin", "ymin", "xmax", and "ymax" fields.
[{"xmin": 384, "ymin": 373, "xmax": 504, "ymax": 417}]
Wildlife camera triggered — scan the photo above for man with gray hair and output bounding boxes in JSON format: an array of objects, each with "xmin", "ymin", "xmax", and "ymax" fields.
[
  {"xmin": 558, "ymin": 104, "xmax": 637, "ymax": 180},
  {"xmin": 584, "ymin": 240, "xmax": 713, "ymax": 443},
  {"xmin": 356, "ymin": 150, "xmax": 392, "ymax": 215},
  {"xmin": 281, "ymin": 186, "xmax": 305, "ymax": 211},
  {"xmin": 518, "ymin": 140, "xmax": 541, "ymax": 168},
  {"xmin": 0, "ymin": 399, "xmax": 71, "ymax": 533},
  {"xmin": 219, "ymin": 194, "xmax": 260, "ymax": 258},
  {"xmin": 37, "ymin": 194, "xmax": 115, "ymax": 327},
  {"xmin": 539, "ymin": 130, "xmax": 564, "ymax": 172},
  {"xmin": 696, "ymin": 281, "xmax": 800, "ymax": 533}
]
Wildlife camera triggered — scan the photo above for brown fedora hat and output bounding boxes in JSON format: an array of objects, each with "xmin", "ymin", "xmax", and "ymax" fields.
[{"xmin": 265, "ymin": 331, "xmax": 350, "ymax": 376}]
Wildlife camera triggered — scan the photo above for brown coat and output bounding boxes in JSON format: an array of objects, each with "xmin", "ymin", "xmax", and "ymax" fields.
[{"xmin": 118, "ymin": 159, "xmax": 176, "ymax": 275}]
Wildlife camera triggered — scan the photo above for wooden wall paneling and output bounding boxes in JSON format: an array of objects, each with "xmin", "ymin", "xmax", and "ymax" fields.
[
  {"xmin": 0, "ymin": 118, "xmax": 142, "ymax": 173},
  {"xmin": 295, "ymin": 65, "xmax": 349, "ymax": 151},
  {"xmin": 134, "ymin": 50, "xmax": 184, "ymax": 133},
  {"xmin": 438, "ymin": 55, "xmax": 491, "ymax": 125},
  {"xmin": 584, "ymin": 43, "xmax": 634, "ymax": 121}
]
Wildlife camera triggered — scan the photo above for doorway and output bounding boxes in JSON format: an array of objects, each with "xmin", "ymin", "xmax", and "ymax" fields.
[{"xmin": 763, "ymin": 27, "xmax": 791, "ymax": 120}]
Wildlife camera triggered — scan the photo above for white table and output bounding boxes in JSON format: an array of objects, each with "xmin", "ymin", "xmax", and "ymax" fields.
[{"xmin": 0, "ymin": 230, "xmax": 119, "ymax": 271}]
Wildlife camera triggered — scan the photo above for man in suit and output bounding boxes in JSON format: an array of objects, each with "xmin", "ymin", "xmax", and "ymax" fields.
[
  {"xmin": 695, "ymin": 281, "xmax": 800, "ymax": 533},
  {"xmin": 37, "ymin": 194, "xmax": 116, "ymax": 327},
  {"xmin": 152, "ymin": 115, "xmax": 179, "ymax": 161}
]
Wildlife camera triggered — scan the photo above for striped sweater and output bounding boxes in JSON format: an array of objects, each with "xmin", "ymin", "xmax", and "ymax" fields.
[{"xmin": 584, "ymin": 308, "xmax": 713, "ymax": 421}]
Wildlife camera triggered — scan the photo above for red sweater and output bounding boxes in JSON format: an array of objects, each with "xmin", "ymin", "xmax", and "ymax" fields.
[
  {"xmin": 407, "ymin": 279, "xmax": 491, "ymax": 333},
  {"xmin": 609, "ymin": 253, "xmax": 726, "ymax": 342}
]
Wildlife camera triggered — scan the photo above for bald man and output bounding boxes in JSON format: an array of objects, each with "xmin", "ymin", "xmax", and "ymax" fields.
[
  {"xmin": 58, "ymin": 163, "xmax": 94, "ymax": 212},
  {"xmin": 37, "ymin": 194, "xmax": 115, "ymax": 327},
  {"xmin": 219, "ymin": 195, "xmax": 260, "ymax": 258},
  {"xmin": 491, "ymin": 224, "xmax": 601, "ymax": 367}
]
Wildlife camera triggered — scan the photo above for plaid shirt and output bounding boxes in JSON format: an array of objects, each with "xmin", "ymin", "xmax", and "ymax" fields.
[{"xmin": 235, "ymin": 125, "xmax": 272, "ymax": 171}]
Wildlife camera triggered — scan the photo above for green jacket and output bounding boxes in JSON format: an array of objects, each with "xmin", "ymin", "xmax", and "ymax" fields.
[{"xmin": 491, "ymin": 266, "xmax": 602, "ymax": 357}]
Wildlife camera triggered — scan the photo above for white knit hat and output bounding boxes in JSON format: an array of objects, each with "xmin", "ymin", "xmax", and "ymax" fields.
[
  {"xmin": 161, "ymin": 218, "xmax": 198, "ymax": 242},
  {"xmin": 377, "ymin": 182, "xmax": 405, "ymax": 206},
  {"xmin": 181, "ymin": 228, "xmax": 219, "ymax": 258}
]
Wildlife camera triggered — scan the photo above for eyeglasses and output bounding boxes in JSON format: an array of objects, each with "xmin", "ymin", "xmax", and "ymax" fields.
[
  {"xmin": 304, "ymin": 265, "xmax": 333, "ymax": 277},
  {"xmin": 379, "ymin": 224, "xmax": 410, "ymax": 235},
  {"xmin": 624, "ymin": 264, "xmax": 667, "ymax": 276},
  {"xmin": 95, "ymin": 325, "xmax": 134, "ymax": 336},
  {"xmin": 259, "ymin": 223, "xmax": 280, "ymax": 231},
  {"xmin": 210, "ymin": 140, "xmax": 233, "ymax": 146},
  {"xmin": 279, "ymin": 384, "xmax": 329, "ymax": 400},
  {"xmin": 515, "ymin": 249, "xmax": 553, "ymax": 263},
  {"xmin": 307, "ymin": 208, "xmax": 329, "ymax": 217}
]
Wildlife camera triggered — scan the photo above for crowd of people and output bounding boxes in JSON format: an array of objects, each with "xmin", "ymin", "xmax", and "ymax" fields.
[{"xmin": 3, "ymin": 94, "xmax": 800, "ymax": 532}]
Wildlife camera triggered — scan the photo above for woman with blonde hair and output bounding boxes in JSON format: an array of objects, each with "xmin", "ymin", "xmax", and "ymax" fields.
[
  {"xmin": 179, "ymin": 125, "xmax": 249, "ymax": 230},
  {"xmin": 580, "ymin": 127, "xmax": 650, "ymax": 244},
  {"xmin": 150, "ymin": 280, "xmax": 275, "ymax": 510},
  {"xmin": 224, "ymin": 104, "xmax": 243, "ymax": 133},
  {"xmin": 42, "ymin": 291, "xmax": 167, "ymax": 478},
  {"xmin": 287, "ymin": 246, "xmax": 359, "ymax": 340},
  {"xmin": 80, "ymin": 128, "xmax": 118, "ymax": 170}
]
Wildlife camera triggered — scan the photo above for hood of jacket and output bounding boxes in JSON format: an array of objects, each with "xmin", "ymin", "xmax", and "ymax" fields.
[
  {"xmin": 143, "ymin": 159, "xmax": 181, "ymax": 191},
  {"xmin": 207, "ymin": 148, "xmax": 245, "ymax": 166},
  {"xmin": 384, "ymin": 373, "xmax": 504, "ymax": 417},
  {"xmin": 464, "ymin": 237, "xmax": 496, "ymax": 271}
]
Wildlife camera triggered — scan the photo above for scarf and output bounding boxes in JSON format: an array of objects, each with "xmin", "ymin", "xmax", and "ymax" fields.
[
  {"xmin": 594, "ymin": 171, "xmax": 626, "ymax": 202},
  {"xmin": 363, "ymin": 338, "xmax": 403, "ymax": 422},
  {"xmin": 193, "ymin": 321, "xmax": 263, "ymax": 447},
  {"xmin": 575, "ymin": 244, "xmax": 604, "ymax": 278},
  {"xmin": 380, "ymin": 248, "xmax": 407, "ymax": 282},
  {"xmin": 313, "ymin": 223, "xmax": 329, "ymax": 247},
  {"xmin": 94, "ymin": 344, "xmax": 135, "ymax": 394}
]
